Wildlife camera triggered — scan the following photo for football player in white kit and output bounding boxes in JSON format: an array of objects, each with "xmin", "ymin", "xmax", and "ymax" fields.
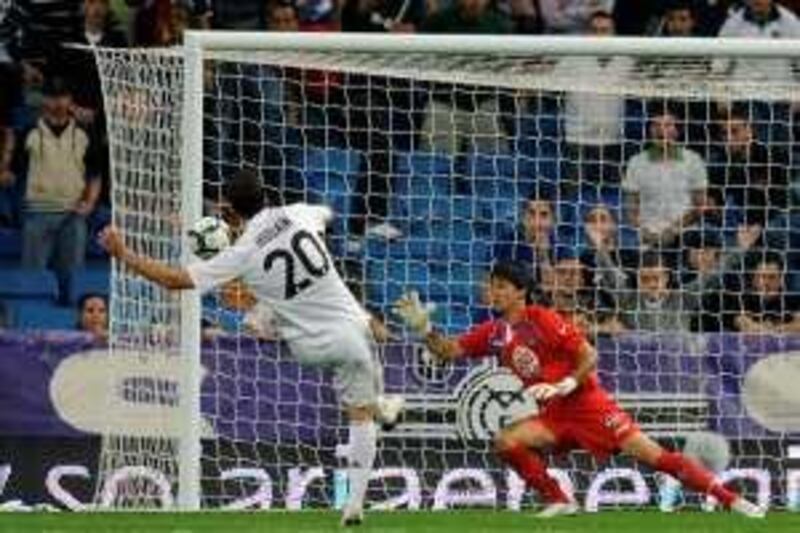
[{"xmin": 99, "ymin": 169, "xmax": 404, "ymax": 526}]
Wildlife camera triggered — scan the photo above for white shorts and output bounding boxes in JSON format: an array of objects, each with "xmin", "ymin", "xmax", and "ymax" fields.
[{"xmin": 288, "ymin": 320, "xmax": 383, "ymax": 408}]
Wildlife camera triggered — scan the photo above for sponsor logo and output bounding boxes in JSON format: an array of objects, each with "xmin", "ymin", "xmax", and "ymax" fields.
[{"xmin": 49, "ymin": 350, "xmax": 212, "ymax": 438}]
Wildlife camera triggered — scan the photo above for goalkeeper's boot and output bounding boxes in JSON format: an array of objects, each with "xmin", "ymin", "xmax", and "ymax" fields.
[
  {"xmin": 376, "ymin": 394, "xmax": 405, "ymax": 432},
  {"xmin": 731, "ymin": 497, "xmax": 766, "ymax": 519},
  {"xmin": 340, "ymin": 506, "xmax": 364, "ymax": 527},
  {"xmin": 657, "ymin": 474, "xmax": 682, "ymax": 513},
  {"xmin": 536, "ymin": 500, "xmax": 579, "ymax": 518}
]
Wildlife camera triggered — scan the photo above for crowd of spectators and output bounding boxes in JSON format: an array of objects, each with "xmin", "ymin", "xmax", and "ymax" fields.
[{"xmin": 0, "ymin": 0, "xmax": 798, "ymax": 336}]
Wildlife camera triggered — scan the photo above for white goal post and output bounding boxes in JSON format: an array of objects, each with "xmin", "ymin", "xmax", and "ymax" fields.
[{"xmin": 94, "ymin": 32, "xmax": 800, "ymax": 511}]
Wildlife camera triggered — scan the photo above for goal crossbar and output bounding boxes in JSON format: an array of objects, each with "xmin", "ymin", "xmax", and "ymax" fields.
[{"xmin": 185, "ymin": 31, "xmax": 800, "ymax": 58}]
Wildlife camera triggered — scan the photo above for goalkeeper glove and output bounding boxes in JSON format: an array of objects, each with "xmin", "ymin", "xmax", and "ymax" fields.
[
  {"xmin": 527, "ymin": 377, "xmax": 578, "ymax": 402},
  {"xmin": 393, "ymin": 290, "xmax": 436, "ymax": 336}
]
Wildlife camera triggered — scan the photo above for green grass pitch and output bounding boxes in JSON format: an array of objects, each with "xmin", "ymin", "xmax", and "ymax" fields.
[{"xmin": 1, "ymin": 510, "xmax": 799, "ymax": 533}]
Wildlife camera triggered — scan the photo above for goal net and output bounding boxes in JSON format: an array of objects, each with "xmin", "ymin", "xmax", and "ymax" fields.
[{"xmin": 93, "ymin": 33, "xmax": 800, "ymax": 511}]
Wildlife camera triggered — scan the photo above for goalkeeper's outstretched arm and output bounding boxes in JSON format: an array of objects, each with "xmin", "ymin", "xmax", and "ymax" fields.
[
  {"xmin": 424, "ymin": 330, "xmax": 465, "ymax": 362},
  {"xmin": 393, "ymin": 290, "xmax": 464, "ymax": 361}
]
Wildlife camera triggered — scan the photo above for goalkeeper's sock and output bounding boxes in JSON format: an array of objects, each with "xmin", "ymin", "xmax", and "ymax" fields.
[
  {"xmin": 499, "ymin": 443, "xmax": 570, "ymax": 503},
  {"xmin": 345, "ymin": 420, "xmax": 377, "ymax": 513},
  {"xmin": 654, "ymin": 451, "xmax": 736, "ymax": 507}
]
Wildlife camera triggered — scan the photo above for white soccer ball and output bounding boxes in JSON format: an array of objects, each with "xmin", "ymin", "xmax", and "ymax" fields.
[{"xmin": 188, "ymin": 216, "xmax": 230, "ymax": 259}]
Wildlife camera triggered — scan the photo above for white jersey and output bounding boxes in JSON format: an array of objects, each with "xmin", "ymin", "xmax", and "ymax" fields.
[{"xmin": 187, "ymin": 203, "xmax": 370, "ymax": 357}]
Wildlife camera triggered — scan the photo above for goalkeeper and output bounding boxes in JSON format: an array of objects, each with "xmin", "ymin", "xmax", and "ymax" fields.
[{"xmin": 395, "ymin": 261, "xmax": 763, "ymax": 518}]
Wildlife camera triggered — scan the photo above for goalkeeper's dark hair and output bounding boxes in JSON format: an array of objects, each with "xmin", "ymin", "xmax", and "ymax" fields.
[
  {"xmin": 225, "ymin": 168, "xmax": 266, "ymax": 219},
  {"xmin": 489, "ymin": 261, "xmax": 534, "ymax": 303}
]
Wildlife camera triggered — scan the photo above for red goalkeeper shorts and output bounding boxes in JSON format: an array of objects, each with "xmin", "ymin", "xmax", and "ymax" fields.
[{"xmin": 534, "ymin": 388, "xmax": 639, "ymax": 461}]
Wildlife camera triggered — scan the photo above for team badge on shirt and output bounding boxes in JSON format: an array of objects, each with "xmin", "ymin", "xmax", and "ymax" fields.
[{"xmin": 510, "ymin": 344, "xmax": 540, "ymax": 379}]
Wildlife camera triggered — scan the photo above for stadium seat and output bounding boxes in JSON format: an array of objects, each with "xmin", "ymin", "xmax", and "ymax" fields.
[
  {"xmin": 0, "ymin": 268, "xmax": 57, "ymax": 299},
  {"xmin": 0, "ymin": 228, "xmax": 21, "ymax": 260},
  {"xmin": 303, "ymin": 148, "xmax": 359, "ymax": 233},
  {"xmin": 8, "ymin": 299, "xmax": 75, "ymax": 330},
  {"xmin": 73, "ymin": 266, "xmax": 110, "ymax": 298},
  {"xmin": 451, "ymin": 195, "xmax": 476, "ymax": 220},
  {"xmin": 394, "ymin": 151, "xmax": 453, "ymax": 198}
]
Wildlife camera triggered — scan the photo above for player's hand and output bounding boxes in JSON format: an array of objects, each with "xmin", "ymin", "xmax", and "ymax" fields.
[
  {"xmin": 393, "ymin": 290, "xmax": 435, "ymax": 336},
  {"xmin": 98, "ymin": 225, "xmax": 126, "ymax": 258},
  {"xmin": 527, "ymin": 377, "xmax": 578, "ymax": 402}
]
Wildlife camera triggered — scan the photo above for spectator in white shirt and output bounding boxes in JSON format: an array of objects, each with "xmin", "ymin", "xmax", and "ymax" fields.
[
  {"xmin": 714, "ymin": 1, "xmax": 800, "ymax": 146},
  {"xmin": 555, "ymin": 10, "xmax": 633, "ymax": 188},
  {"xmin": 715, "ymin": 0, "xmax": 800, "ymax": 84},
  {"xmin": 622, "ymin": 110, "xmax": 710, "ymax": 247}
]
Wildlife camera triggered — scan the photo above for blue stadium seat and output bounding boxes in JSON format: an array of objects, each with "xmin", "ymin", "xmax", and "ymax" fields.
[
  {"xmin": 394, "ymin": 152, "xmax": 453, "ymax": 198},
  {"xmin": 303, "ymin": 148, "xmax": 359, "ymax": 232},
  {"xmin": 74, "ymin": 267, "xmax": 110, "ymax": 298},
  {"xmin": 0, "ymin": 228, "xmax": 21, "ymax": 260},
  {"xmin": 0, "ymin": 268, "xmax": 57, "ymax": 299},
  {"xmin": 8, "ymin": 299, "xmax": 75, "ymax": 330},
  {"xmin": 451, "ymin": 196, "xmax": 476, "ymax": 220},
  {"xmin": 447, "ymin": 307, "xmax": 472, "ymax": 334}
]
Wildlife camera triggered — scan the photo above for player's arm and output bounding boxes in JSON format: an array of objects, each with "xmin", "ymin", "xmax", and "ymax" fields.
[
  {"xmin": 527, "ymin": 312, "xmax": 598, "ymax": 401},
  {"xmin": 570, "ymin": 340, "xmax": 599, "ymax": 386},
  {"xmin": 393, "ymin": 291, "xmax": 479, "ymax": 361},
  {"xmin": 100, "ymin": 226, "xmax": 195, "ymax": 290},
  {"xmin": 424, "ymin": 330, "xmax": 465, "ymax": 361}
]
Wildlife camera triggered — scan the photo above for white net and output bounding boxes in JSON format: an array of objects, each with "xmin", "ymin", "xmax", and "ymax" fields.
[{"xmin": 95, "ymin": 38, "xmax": 800, "ymax": 511}]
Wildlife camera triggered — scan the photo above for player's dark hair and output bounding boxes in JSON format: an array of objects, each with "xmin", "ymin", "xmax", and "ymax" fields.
[
  {"xmin": 489, "ymin": 261, "xmax": 534, "ymax": 303},
  {"xmin": 225, "ymin": 168, "xmax": 266, "ymax": 219}
]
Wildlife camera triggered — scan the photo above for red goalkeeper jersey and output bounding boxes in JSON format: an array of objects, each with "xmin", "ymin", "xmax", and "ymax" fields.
[{"xmin": 457, "ymin": 305, "xmax": 600, "ymax": 392}]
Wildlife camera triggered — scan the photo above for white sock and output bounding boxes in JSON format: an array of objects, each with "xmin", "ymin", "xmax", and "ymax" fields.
[{"xmin": 345, "ymin": 420, "xmax": 377, "ymax": 513}]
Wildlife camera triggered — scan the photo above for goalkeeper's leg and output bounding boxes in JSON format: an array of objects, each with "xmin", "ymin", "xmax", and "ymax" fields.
[
  {"xmin": 659, "ymin": 431, "xmax": 731, "ymax": 512},
  {"xmin": 621, "ymin": 430, "xmax": 764, "ymax": 518},
  {"xmin": 495, "ymin": 418, "xmax": 577, "ymax": 516}
]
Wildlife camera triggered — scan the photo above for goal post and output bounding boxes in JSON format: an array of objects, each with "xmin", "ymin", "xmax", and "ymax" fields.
[
  {"xmin": 95, "ymin": 32, "xmax": 800, "ymax": 511},
  {"xmin": 177, "ymin": 39, "xmax": 204, "ymax": 511}
]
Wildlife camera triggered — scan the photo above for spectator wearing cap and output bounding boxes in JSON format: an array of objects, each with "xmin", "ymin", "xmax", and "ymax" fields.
[
  {"xmin": 622, "ymin": 109, "xmax": 711, "ymax": 248},
  {"xmin": 735, "ymin": 251, "xmax": 800, "ymax": 334},
  {"xmin": 21, "ymin": 76, "xmax": 101, "ymax": 306}
]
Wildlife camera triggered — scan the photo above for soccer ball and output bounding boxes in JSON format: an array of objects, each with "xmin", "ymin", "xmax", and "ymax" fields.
[{"xmin": 188, "ymin": 216, "xmax": 230, "ymax": 259}]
